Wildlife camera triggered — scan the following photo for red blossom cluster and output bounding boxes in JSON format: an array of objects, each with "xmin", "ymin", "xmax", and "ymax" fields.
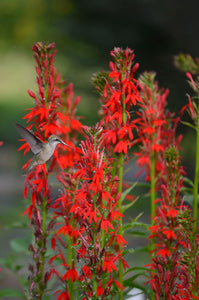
[
  {"xmin": 49, "ymin": 127, "xmax": 128, "ymax": 299},
  {"xmin": 16, "ymin": 44, "xmax": 199, "ymax": 300},
  {"xmin": 17, "ymin": 42, "xmax": 82, "ymax": 298},
  {"xmin": 95, "ymin": 47, "xmax": 142, "ymax": 155},
  {"xmin": 19, "ymin": 43, "xmax": 80, "ymax": 172},
  {"xmin": 136, "ymin": 72, "xmax": 199, "ymax": 299},
  {"xmin": 93, "ymin": 48, "xmax": 143, "ymax": 299},
  {"xmin": 134, "ymin": 73, "xmax": 184, "ymax": 298},
  {"xmin": 149, "ymin": 205, "xmax": 199, "ymax": 299},
  {"xmin": 134, "ymin": 72, "xmax": 173, "ymax": 182},
  {"xmin": 148, "ymin": 147, "xmax": 186, "ymax": 299}
]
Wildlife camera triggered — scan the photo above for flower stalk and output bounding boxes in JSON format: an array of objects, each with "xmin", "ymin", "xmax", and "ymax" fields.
[
  {"xmin": 150, "ymin": 148, "xmax": 156, "ymax": 225},
  {"xmin": 66, "ymin": 234, "xmax": 75, "ymax": 300},
  {"xmin": 93, "ymin": 48, "xmax": 142, "ymax": 299},
  {"xmin": 118, "ymin": 151, "xmax": 124, "ymax": 300},
  {"xmin": 193, "ymin": 101, "xmax": 199, "ymax": 231},
  {"xmin": 15, "ymin": 44, "xmax": 199, "ymax": 300},
  {"xmin": 18, "ymin": 42, "xmax": 80, "ymax": 298},
  {"xmin": 38, "ymin": 195, "xmax": 47, "ymax": 298}
]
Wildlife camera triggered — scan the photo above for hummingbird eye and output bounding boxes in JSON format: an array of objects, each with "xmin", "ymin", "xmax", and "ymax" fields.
[{"xmin": 53, "ymin": 138, "xmax": 61, "ymax": 143}]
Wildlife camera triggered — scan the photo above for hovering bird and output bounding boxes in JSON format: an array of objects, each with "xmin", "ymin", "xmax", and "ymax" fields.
[{"xmin": 15, "ymin": 123, "xmax": 73, "ymax": 171}]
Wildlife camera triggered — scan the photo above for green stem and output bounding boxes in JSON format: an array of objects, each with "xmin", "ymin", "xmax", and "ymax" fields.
[
  {"xmin": 92, "ymin": 223, "xmax": 97, "ymax": 300},
  {"xmin": 92, "ymin": 136, "xmax": 98, "ymax": 299},
  {"xmin": 150, "ymin": 149, "xmax": 156, "ymax": 225},
  {"xmin": 117, "ymin": 89, "xmax": 127, "ymax": 300},
  {"xmin": 118, "ymin": 152, "xmax": 124, "ymax": 300},
  {"xmin": 38, "ymin": 193, "xmax": 47, "ymax": 299},
  {"xmin": 37, "ymin": 60, "xmax": 49, "ymax": 299},
  {"xmin": 112, "ymin": 154, "xmax": 117, "ymax": 178},
  {"xmin": 92, "ymin": 272, "xmax": 97, "ymax": 300},
  {"xmin": 150, "ymin": 149, "xmax": 155, "ymax": 300},
  {"xmin": 67, "ymin": 234, "xmax": 75, "ymax": 300},
  {"xmin": 193, "ymin": 103, "xmax": 199, "ymax": 232}
]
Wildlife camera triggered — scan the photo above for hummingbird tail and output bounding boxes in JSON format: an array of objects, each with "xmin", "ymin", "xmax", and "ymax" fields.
[{"xmin": 27, "ymin": 157, "xmax": 38, "ymax": 171}]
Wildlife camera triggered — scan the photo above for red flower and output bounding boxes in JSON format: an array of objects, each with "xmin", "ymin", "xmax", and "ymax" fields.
[
  {"xmin": 63, "ymin": 267, "xmax": 79, "ymax": 282},
  {"xmin": 167, "ymin": 208, "xmax": 178, "ymax": 218},
  {"xmin": 18, "ymin": 42, "xmax": 82, "ymax": 298},
  {"xmin": 101, "ymin": 219, "xmax": 114, "ymax": 232},
  {"xmin": 54, "ymin": 290, "xmax": 70, "ymax": 300},
  {"xmin": 103, "ymin": 257, "xmax": 117, "ymax": 273},
  {"xmin": 95, "ymin": 47, "xmax": 142, "ymax": 155},
  {"xmin": 116, "ymin": 234, "xmax": 128, "ymax": 247},
  {"xmin": 97, "ymin": 283, "xmax": 104, "ymax": 296},
  {"xmin": 162, "ymin": 228, "xmax": 176, "ymax": 240}
]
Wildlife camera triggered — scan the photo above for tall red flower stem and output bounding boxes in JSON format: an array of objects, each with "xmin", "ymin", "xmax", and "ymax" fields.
[
  {"xmin": 179, "ymin": 71, "xmax": 199, "ymax": 233},
  {"xmin": 67, "ymin": 126, "xmax": 127, "ymax": 299},
  {"xmin": 150, "ymin": 147, "xmax": 156, "ymax": 225},
  {"xmin": 135, "ymin": 72, "xmax": 169, "ymax": 226},
  {"xmin": 93, "ymin": 48, "xmax": 142, "ymax": 299},
  {"xmin": 178, "ymin": 209, "xmax": 199, "ymax": 298},
  {"xmin": 37, "ymin": 55, "xmax": 54, "ymax": 296},
  {"xmin": 47, "ymin": 82, "xmax": 82, "ymax": 298},
  {"xmin": 174, "ymin": 54, "xmax": 199, "ymax": 232},
  {"xmin": 38, "ymin": 173, "xmax": 47, "ymax": 297},
  {"xmin": 135, "ymin": 72, "xmax": 181, "ymax": 298},
  {"xmin": 118, "ymin": 151, "xmax": 124, "ymax": 299},
  {"xmin": 192, "ymin": 96, "xmax": 199, "ymax": 232},
  {"xmin": 18, "ymin": 42, "xmax": 79, "ymax": 299},
  {"xmin": 148, "ymin": 143, "xmax": 186, "ymax": 299}
]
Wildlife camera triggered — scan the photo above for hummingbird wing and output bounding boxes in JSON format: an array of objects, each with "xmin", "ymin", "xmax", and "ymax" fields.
[{"xmin": 15, "ymin": 123, "xmax": 43, "ymax": 154}]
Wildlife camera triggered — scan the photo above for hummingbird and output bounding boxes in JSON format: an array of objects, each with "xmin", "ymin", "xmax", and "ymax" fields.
[{"xmin": 15, "ymin": 123, "xmax": 73, "ymax": 171}]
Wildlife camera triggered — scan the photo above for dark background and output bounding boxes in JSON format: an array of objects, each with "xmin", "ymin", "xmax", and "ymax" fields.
[
  {"xmin": 1, "ymin": 0, "xmax": 199, "ymax": 139},
  {"xmin": 0, "ymin": 0, "xmax": 198, "ymax": 296}
]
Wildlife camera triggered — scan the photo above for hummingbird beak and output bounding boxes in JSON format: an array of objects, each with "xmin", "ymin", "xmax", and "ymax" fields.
[{"xmin": 60, "ymin": 140, "xmax": 74, "ymax": 150}]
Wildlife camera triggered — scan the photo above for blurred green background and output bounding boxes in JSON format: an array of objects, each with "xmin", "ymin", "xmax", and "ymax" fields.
[
  {"xmin": 1, "ymin": 0, "xmax": 199, "ymax": 144},
  {"xmin": 0, "ymin": 0, "xmax": 198, "ymax": 296}
]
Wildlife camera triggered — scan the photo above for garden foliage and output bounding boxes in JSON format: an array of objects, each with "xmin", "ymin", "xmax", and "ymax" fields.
[{"xmin": 2, "ymin": 43, "xmax": 199, "ymax": 299}]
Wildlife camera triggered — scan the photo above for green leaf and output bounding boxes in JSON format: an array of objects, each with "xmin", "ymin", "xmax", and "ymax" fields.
[
  {"xmin": 0, "ymin": 255, "xmax": 18, "ymax": 270},
  {"xmin": 121, "ymin": 182, "xmax": 137, "ymax": 203},
  {"xmin": 124, "ymin": 266, "xmax": 149, "ymax": 275},
  {"xmin": 5, "ymin": 220, "xmax": 28, "ymax": 230},
  {"xmin": 10, "ymin": 238, "xmax": 29, "ymax": 253},
  {"xmin": 183, "ymin": 176, "xmax": 194, "ymax": 187},
  {"xmin": 0, "ymin": 289, "xmax": 24, "ymax": 298},
  {"xmin": 133, "ymin": 244, "xmax": 151, "ymax": 253},
  {"xmin": 121, "ymin": 196, "xmax": 139, "ymax": 213},
  {"xmin": 181, "ymin": 121, "xmax": 196, "ymax": 131},
  {"xmin": 181, "ymin": 194, "xmax": 199, "ymax": 206},
  {"xmin": 124, "ymin": 283, "xmax": 147, "ymax": 298},
  {"xmin": 133, "ymin": 181, "xmax": 150, "ymax": 189},
  {"xmin": 124, "ymin": 273, "xmax": 147, "ymax": 286},
  {"xmin": 123, "ymin": 219, "xmax": 149, "ymax": 231},
  {"xmin": 123, "ymin": 248, "xmax": 135, "ymax": 256},
  {"xmin": 181, "ymin": 186, "xmax": 194, "ymax": 193},
  {"xmin": 123, "ymin": 244, "xmax": 150, "ymax": 258},
  {"xmin": 125, "ymin": 230, "xmax": 148, "ymax": 238}
]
